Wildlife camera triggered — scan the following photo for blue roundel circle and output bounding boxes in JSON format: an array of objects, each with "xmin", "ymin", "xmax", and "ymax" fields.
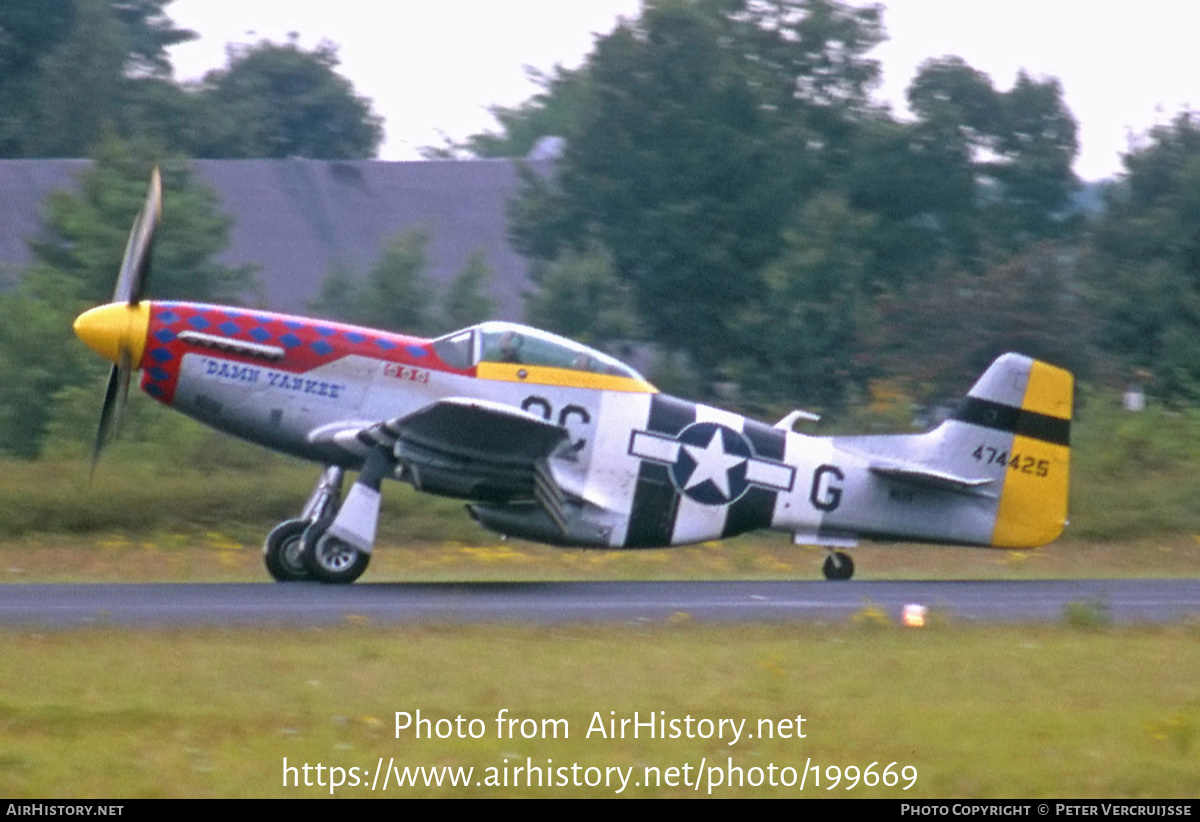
[{"xmin": 669, "ymin": 422, "xmax": 754, "ymax": 505}]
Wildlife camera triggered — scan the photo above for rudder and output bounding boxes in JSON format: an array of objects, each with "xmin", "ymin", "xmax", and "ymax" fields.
[
  {"xmin": 949, "ymin": 354, "xmax": 1072, "ymax": 548},
  {"xmin": 992, "ymin": 359, "xmax": 1072, "ymax": 546}
]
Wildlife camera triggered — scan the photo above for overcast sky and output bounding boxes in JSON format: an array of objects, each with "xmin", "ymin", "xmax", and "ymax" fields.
[{"xmin": 167, "ymin": 0, "xmax": 1200, "ymax": 181}]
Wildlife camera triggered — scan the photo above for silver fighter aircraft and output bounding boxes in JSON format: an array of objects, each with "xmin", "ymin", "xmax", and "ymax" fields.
[{"xmin": 73, "ymin": 170, "xmax": 1073, "ymax": 583}]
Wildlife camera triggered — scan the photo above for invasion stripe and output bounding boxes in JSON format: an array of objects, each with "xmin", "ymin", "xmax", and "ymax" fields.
[
  {"xmin": 624, "ymin": 395, "xmax": 696, "ymax": 548},
  {"xmin": 741, "ymin": 418, "xmax": 787, "ymax": 461},
  {"xmin": 721, "ymin": 487, "xmax": 775, "ymax": 539},
  {"xmin": 626, "ymin": 462, "xmax": 680, "ymax": 548},
  {"xmin": 647, "ymin": 394, "xmax": 696, "ymax": 435},
  {"xmin": 952, "ymin": 397, "xmax": 1070, "ymax": 446},
  {"xmin": 723, "ymin": 420, "xmax": 789, "ymax": 539}
]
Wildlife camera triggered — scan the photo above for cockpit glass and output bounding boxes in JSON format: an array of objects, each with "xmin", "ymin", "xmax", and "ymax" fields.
[
  {"xmin": 437, "ymin": 322, "xmax": 644, "ymax": 381},
  {"xmin": 431, "ymin": 330, "xmax": 473, "ymax": 370}
]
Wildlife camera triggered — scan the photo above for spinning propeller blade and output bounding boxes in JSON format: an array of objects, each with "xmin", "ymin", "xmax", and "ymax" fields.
[
  {"xmin": 77, "ymin": 168, "xmax": 161, "ymax": 472},
  {"xmin": 113, "ymin": 167, "xmax": 161, "ymax": 305},
  {"xmin": 90, "ymin": 357, "xmax": 130, "ymax": 475}
]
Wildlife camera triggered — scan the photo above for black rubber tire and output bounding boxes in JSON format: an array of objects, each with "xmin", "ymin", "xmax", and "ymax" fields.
[
  {"xmin": 264, "ymin": 519, "xmax": 312, "ymax": 582},
  {"xmin": 822, "ymin": 551, "xmax": 855, "ymax": 581}
]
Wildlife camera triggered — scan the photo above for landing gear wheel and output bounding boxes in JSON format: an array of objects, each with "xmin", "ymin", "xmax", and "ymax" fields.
[
  {"xmin": 301, "ymin": 523, "xmax": 369, "ymax": 584},
  {"xmin": 822, "ymin": 551, "xmax": 855, "ymax": 581},
  {"xmin": 264, "ymin": 519, "xmax": 311, "ymax": 582}
]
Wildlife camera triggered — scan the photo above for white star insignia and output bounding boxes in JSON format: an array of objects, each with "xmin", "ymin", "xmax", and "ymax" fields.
[{"xmin": 681, "ymin": 429, "xmax": 746, "ymax": 499}]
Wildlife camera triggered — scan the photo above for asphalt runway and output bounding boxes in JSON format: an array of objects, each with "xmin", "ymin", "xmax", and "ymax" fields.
[{"xmin": 0, "ymin": 579, "xmax": 1198, "ymax": 627}]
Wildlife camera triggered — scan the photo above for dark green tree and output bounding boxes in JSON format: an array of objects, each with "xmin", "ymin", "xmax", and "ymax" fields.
[
  {"xmin": 888, "ymin": 56, "xmax": 1000, "ymax": 271},
  {"xmin": 842, "ymin": 115, "xmax": 977, "ymax": 284},
  {"xmin": 0, "ymin": 274, "xmax": 94, "ymax": 457},
  {"xmin": 309, "ymin": 229, "xmax": 440, "ymax": 335},
  {"xmin": 907, "ymin": 56, "xmax": 1000, "ymax": 154},
  {"xmin": 513, "ymin": 0, "xmax": 869, "ymax": 380},
  {"xmin": 108, "ymin": 0, "xmax": 197, "ymax": 77},
  {"xmin": 442, "ymin": 252, "xmax": 494, "ymax": 330},
  {"xmin": 0, "ymin": 0, "xmax": 76, "ymax": 79},
  {"xmin": 989, "ymin": 71, "xmax": 1080, "ymax": 241},
  {"xmin": 0, "ymin": 3, "xmax": 388, "ymax": 161},
  {"xmin": 1086, "ymin": 113, "xmax": 1200, "ymax": 401},
  {"xmin": 734, "ymin": 192, "xmax": 878, "ymax": 409},
  {"xmin": 0, "ymin": 0, "xmax": 75, "ymax": 153},
  {"xmin": 901, "ymin": 57, "xmax": 1081, "ymax": 262},
  {"xmin": 32, "ymin": 138, "xmax": 254, "ymax": 304},
  {"xmin": 0, "ymin": 0, "xmax": 195, "ymax": 157},
  {"xmin": 353, "ymin": 229, "xmax": 437, "ymax": 335},
  {"xmin": 467, "ymin": 2, "xmax": 1081, "ymax": 404},
  {"xmin": 724, "ymin": 0, "xmax": 884, "ymax": 156},
  {"xmin": 902, "ymin": 59, "xmax": 1084, "ymax": 248},
  {"xmin": 430, "ymin": 65, "xmax": 591, "ymax": 159},
  {"xmin": 524, "ymin": 244, "xmax": 641, "ymax": 346},
  {"xmin": 310, "ymin": 259, "xmax": 363, "ymax": 324},
  {"xmin": 873, "ymin": 243, "xmax": 1092, "ymax": 405},
  {"xmin": 0, "ymin": 137, "xmax": 252, "ymax": 456},
  {"xmin": 25, "ymin": 0, "xmax": 128, "ymax": 158},
  {"xmin": 193, "ymin": 38, "xmax": 383, "ymax": 159}
]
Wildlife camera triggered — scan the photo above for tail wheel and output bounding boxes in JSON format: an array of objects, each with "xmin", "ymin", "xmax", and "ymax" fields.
[
  {"xmin": 263, "ymin": 519, "xmax": 312, "ymax": 582},
  {"xmin": 822, "ymin": 551, "xmax": 855, "ymax": 581},
  {"xmin": 301, "ymin": 523, "xmax": 370, "ymax": 584}
]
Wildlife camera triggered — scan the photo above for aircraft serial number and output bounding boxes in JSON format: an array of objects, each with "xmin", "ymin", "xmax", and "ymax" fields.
[
  {"xmin": 384, "ymin": 363, "xmax": 429, "ymax": 383},
  {"xmin": 971, "ymin": 446, "xmax": 1049, "ymax": 477}
]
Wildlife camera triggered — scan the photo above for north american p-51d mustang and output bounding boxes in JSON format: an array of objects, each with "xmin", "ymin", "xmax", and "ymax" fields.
[{"xmin": 73, "ymin": 170, "xmax": 1073, "ymax": 583}]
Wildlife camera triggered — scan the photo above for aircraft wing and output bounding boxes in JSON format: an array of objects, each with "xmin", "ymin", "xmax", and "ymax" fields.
[
  {"xmin": 868, "ymin": 460, "xmax": 995, "ymax": 496},
  {"xmin": 310, "ymin": 397, "xmax": 572, "ymax": 507},
  {"xmin": 389, "ymin": 397, "xmax": 568, "ymax": 464}
]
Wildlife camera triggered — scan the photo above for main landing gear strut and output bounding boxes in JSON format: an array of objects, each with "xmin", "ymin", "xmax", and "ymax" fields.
[{"xmin": 263, "ymin": 466, "xmax": 370, "ymax": 584}]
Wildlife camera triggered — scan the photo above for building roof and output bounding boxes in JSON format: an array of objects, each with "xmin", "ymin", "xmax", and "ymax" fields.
[{"xmin": 0, "ymin": 157, "xmax": 542, "ymax": 322}]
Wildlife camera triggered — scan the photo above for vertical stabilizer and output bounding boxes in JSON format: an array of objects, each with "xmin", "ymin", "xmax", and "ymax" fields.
[{"xmin": 946, "ymin": 354, "xmax": 1073, "ymax": 547}]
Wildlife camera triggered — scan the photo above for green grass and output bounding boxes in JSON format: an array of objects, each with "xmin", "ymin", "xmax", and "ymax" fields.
[
  {"xmin": 3, "ymin": 532, "xmax": 1200, "ymax": 584},
  {"xmin": 4, "ymin": 453, "xmax": 484, "ymax": 546},
  {"xmin": 1067, "ymin": 397, "xmax": 1200, "ymax": 540},
  {"xmin": 0, "ymin": 624, "xmax": 1196, "ymax": 798}
]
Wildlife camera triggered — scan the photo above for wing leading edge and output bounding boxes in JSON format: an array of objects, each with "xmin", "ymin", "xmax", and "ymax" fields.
[{"xmin": 310, "ymin": 396, "xmax": 573, "ymax": 512}]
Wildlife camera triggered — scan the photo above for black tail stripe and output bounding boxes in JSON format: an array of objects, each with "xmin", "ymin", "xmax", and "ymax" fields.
[{"xmin": 952, "ymin": 397, "xmax": 1070, "ymax": 446}]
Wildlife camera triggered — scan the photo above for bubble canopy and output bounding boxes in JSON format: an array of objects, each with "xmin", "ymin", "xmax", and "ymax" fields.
[{"xmin": 432, "ymin": 321, "xmax": 645, "ymax": 381}]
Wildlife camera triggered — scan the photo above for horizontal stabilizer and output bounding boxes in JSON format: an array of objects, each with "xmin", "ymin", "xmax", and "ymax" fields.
[{"xmin": 869, "ymin": 461, "xmax": 995, "ymax": 496}]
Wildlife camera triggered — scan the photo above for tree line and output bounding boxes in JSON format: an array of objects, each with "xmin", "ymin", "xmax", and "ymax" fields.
[
  {"xmin": 447, "ymin": 0, "xmax": 1200, "ymax": 418},
  {"xmin": 0, "ymin": 0, "xmax": 384, "ymax": 456},
  {"xmin": 0, "ymin": 0, "xmax": 382, "ymax": 160},
  {"xmin": 467, "ymin": 0, "xmax": 1088, "ymax": 410}
]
